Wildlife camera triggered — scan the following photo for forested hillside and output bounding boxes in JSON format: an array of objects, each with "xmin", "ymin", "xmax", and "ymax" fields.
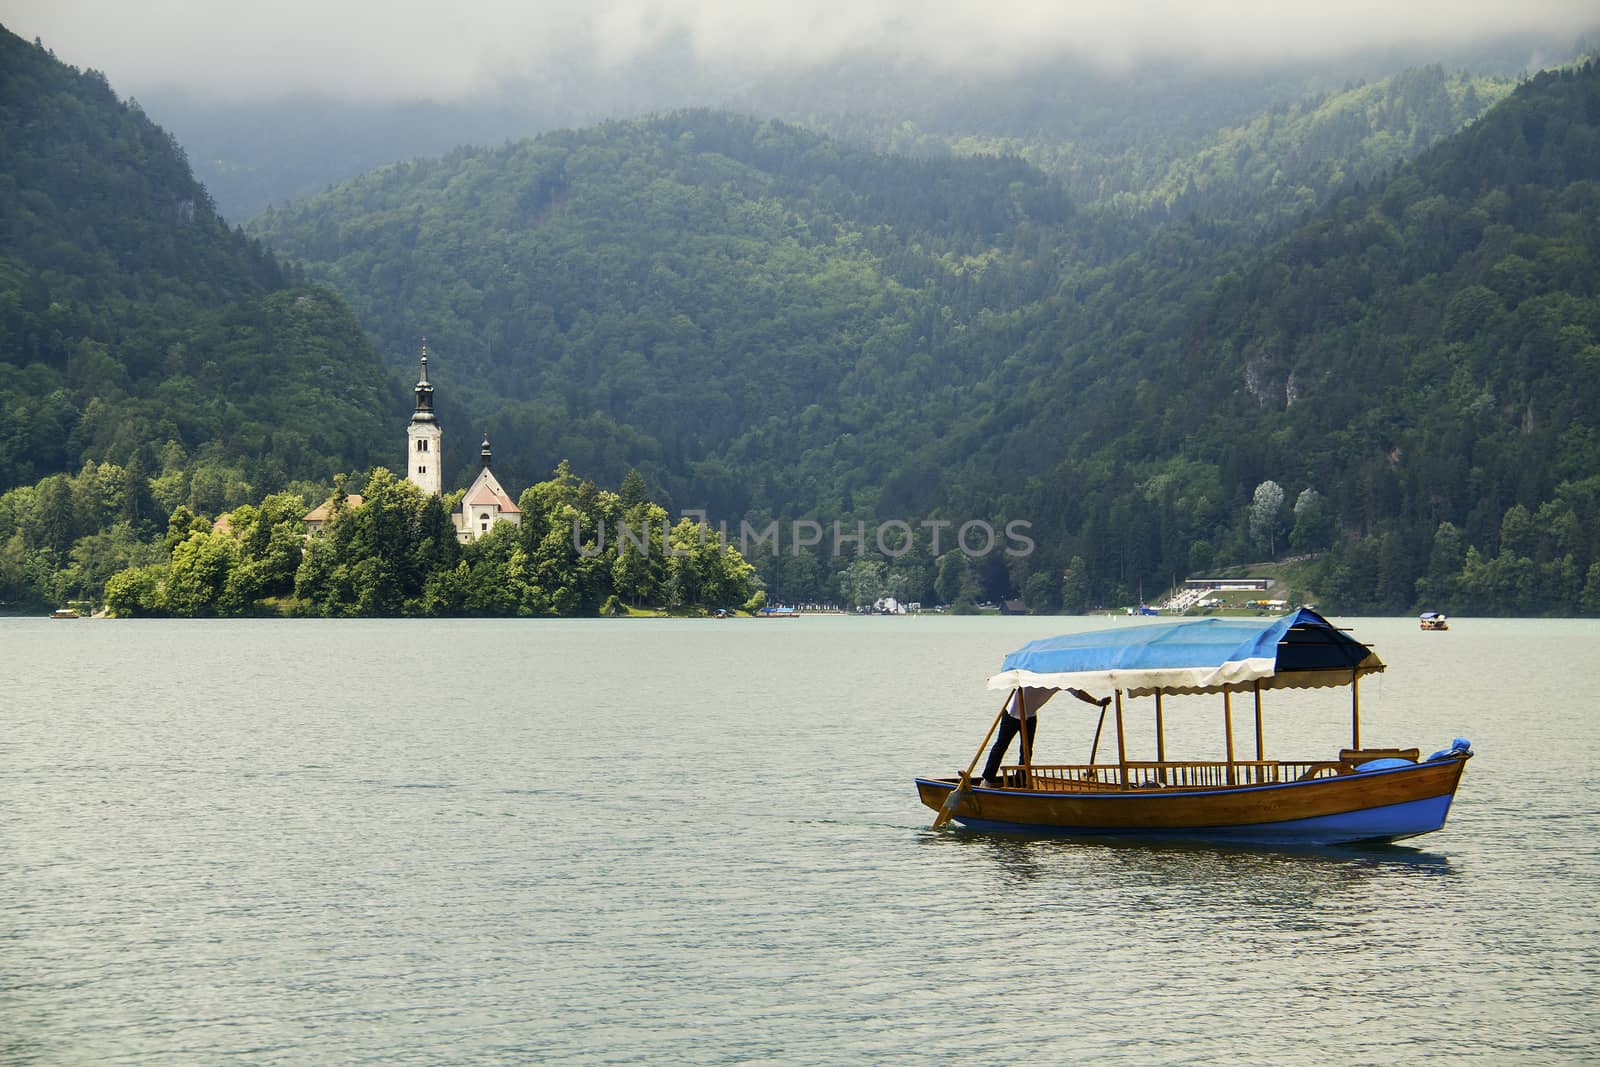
[
  {"xmin": 0, "ymin": 28, "xmax": 390, "ymax": 609},
  {"xmin": 827, "ymin": 63, "xmax": 1515, "ymax": 232},
  {"xmin": 1149, "ymin": 62, "xmax": 1600, "ymax": 614},
  {"xmin": 985, "ymin": 61, "xmax": 1600, "ymax": 615},
  {"xmin": 252, "ymin": 62, "xmax": 1600, "ymax": 616},
  {"xmin": 150, "ymin": 36, "xmax": 1575, "ymax": 224},
  {"xmin": 5, "ymin": 19, "xmax": 1596, "ymax": 616},
  {"xmin": 249, "ymin": 113, "xmax": 1106, "ymax": 498}
]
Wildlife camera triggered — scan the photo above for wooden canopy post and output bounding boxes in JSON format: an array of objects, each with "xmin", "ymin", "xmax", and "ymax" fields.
[
  {"xmin": 1253, "ymin": 681, "xmax": 1265, "ymax": 762},
  {"xmin": 1154, "ymin": 690, "xmax": 1167, "ymax": 778},
  {"xmin": 1018, "ymin": 687, "xmax": 1032, "ymax": 787},
  {"xmin": 1114, "ymin": 690, "xmax": 1128, "ymax": 789},
  {"xmin": 1223, "ymin": 689, "xmax": 1236, "ymax": 785},
  {"xmin": 1351, "ymin": 670, "xmax": 1362, "ymax": 750}
]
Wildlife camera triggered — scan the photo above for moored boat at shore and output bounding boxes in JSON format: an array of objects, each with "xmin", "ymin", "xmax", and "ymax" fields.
[{"xmin": 917, "ymin": 609, "xmax": 1472, "ymax": 846}]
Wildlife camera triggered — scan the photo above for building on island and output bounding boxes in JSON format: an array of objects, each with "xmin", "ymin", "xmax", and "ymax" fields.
[
  {"xmin": 301, "ymin": 494, "xmax": 364, "ymax": 535},
  {"xmin": 302, "ymin": 343, "xmax": 520, "ymax": 543},
  {"xmin": 453, "ymin": 434, "xmax": 521, "ymax": 543},
  {"xmin": 406, "ymin": 342, "xmax": 443, "ymax": 497}
]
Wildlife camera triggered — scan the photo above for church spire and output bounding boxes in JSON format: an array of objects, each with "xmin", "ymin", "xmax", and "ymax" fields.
[
  {"xmin": 479, "ymin": 433, "xmax": 493, "ymax": 470},
  {"xmin": 411, "ymin": 339, "xmax": 435, "ymax": 423},
  {"xmin": 405, "ymin": 339, "xmax": 443, "ymax": 497}
]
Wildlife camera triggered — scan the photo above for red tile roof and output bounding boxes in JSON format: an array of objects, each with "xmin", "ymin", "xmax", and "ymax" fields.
[{"xmin": 301, "ymin": 494, "xmax": 364, "ymax": 523}]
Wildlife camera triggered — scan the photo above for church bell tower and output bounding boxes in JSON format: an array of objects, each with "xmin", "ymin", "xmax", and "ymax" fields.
[{"xmin": 406, "ymin": 341, "xmax": 442, "ymax": 496}]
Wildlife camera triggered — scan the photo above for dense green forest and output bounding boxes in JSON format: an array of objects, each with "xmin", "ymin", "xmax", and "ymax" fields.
[
  {"xmin": 103, "ymin": 464, "xmax": 756, "ymax": 617},
  {"xmin": 985, "ymin": 61, "xmax": 1600, "ymax": 616},
  {"xmin": 0, "ymin": 28, "xmax": 390, "ymax": 609},
  {"xmin": 249, "ymin": 114, "xmax": 1090, "ymax": 493},
  {"xmin": 251, "ymin": 62, "xmax": 1600, "ymax": 616},
  {"xmin": 4, "ymin": 17, "xmax": 1598, "ymax": 617}
]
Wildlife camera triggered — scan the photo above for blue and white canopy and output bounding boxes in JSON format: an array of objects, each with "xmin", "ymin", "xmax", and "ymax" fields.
[{"xmin": 988, "ymin": 608, "xmax": 1384, "ymax": 698}]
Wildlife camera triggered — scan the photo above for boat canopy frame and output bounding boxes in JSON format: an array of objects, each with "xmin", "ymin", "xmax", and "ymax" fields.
[
  {"xmin": 974, "ymin": 609, "xmax": 1386, "ymax": 792},
  {"xmin": 987, "ymin": 607, "xmax": 1382, "ymax": 699}
]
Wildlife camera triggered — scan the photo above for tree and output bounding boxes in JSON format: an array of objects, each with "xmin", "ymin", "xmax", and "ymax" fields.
[
  {"xmin": 162, "ymin": 530, "xmax": 239, "ymax": 615},
  {"xmin": 1415, "ymin": 521, "xmax": 1465, "ymax": 609},
  {"xmin": 1249, "ymin": 480, "xmax": 1286, "ymax": 557},
  {"xmin": 619, "ymin": 468, "xmax": 648, "ymax": 509},
  {"xmin": 1582, "ymin": 562, "xmax": 1600, "ymax": 616},
  {"xmin": 1061, "ymin": 556, "xmax": 1092, "ymax": 614},
  {"xmin": 934, "ymin": 552, "xmax": 971, "ymax": 606},
  {"xmin": 1023, "ymin": 570, "xmax": 1061, "ymax": 614},
  {"xmin": 104, "ymin": 564, "xmax": 168, "ymax": 617},
  {"xmin": 1289, "ymin": 488, "xmax": 1332, "ymax": 554},
  {"xmin": 838, "ymin": 558, "xmax": 887, "ymax": 609},
  {"xmin": 611, "ymin": 502, "xmax": 667, "ymax": 606}
]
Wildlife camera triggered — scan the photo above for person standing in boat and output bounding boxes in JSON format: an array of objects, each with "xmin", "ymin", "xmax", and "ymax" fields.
[{"xmin": 981, "ymin": 686, "xmax": 1110, "ymax": 786}]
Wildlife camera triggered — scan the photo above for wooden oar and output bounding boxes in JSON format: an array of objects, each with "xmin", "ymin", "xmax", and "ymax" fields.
[
  {"xmin": 1087, "ymin": 704, "xmax": 1108, "ymax": 766},
  {"xmin": 931, "ymin": 698, "xmax": 1011, "ymax": 830}
]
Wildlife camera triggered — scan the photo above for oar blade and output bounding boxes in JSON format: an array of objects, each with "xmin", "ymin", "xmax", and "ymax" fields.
[{"xmin": 931, "ymin": 773, "xmax": 972, "ymax": 829}]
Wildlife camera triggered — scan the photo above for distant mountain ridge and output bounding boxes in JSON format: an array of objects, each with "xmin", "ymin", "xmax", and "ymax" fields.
[
  {"xmin": 999, "ymin": 60, "xmax": 1600, "ymax": 615},
  {"xmin": 249, "ymin": 111, "xmax": 1090, "ymax": 496},
  {"xmin": 249, "ymin": 61, "xmax": 1600, "ymax": 615},
  {"xmin": 144, "ymin": 34, "xmax": 1589, "ymax": 224},
  {"xmin": 6, "ymin": 18, "xmax": 1596, "ymax": 615}
]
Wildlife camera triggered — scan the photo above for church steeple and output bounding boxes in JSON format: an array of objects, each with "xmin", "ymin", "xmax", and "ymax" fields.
[
  {"xmin": 411, "ymin": 339, "xmax": 436, "ymax": 424},
  {"xmin": 406, "ymin": 339, "xmax": 443, "ymax": 497},
  {"xmin": 480, "ymin": 433, "xmax": 493, "ymax": 471}
]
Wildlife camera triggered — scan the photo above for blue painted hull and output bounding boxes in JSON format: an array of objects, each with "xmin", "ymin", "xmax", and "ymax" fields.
[
  {"xmin": 947, "ymin": 793, "xmax": 1455, "ymax": 846},
  {"xmin": 916, "ymin": 756, "xmax": 1469, "ymax": 846}
]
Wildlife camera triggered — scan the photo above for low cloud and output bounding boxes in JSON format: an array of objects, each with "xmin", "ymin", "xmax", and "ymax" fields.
[{"xmin": 4, "ymin": 0, "xmax": 1596, "ymax": 101}]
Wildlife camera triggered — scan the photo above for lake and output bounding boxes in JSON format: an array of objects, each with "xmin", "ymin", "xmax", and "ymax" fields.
[{"xmin": 3, "ymin": 615, "xmax": 1597, "ymax": 1064}]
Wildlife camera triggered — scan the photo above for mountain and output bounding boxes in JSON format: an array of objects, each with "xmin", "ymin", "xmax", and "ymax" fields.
[
  {"xmin": 250, "ymin": 60, "xmax": 1600, "ymax": 615},
  {"xmin": 1162, "ymin": 61, "xmax": 1600, "ymax": 613},
  {"xmin": 7, "ymin": 20, "xmax": 1595, "ymax": 616},
  {"xmin": 0, "ymin": 26, "xmax": 391, "ymax": 607},
  {"xmin": 248, "ymin": 111, "xmax": 1101, "ymax": 500},
  {"xmin": 146, "ymin": 34, "xmax": 1586, "ymax": 223},
  {"xmin": 989, "ymin": 60, "xmax": 1600, "ymax": 614}
]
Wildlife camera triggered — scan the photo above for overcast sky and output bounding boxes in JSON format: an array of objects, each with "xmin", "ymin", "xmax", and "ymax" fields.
[{"xmin": 3, "ymin": 1, "xmax": 1595, "ymax": 101}]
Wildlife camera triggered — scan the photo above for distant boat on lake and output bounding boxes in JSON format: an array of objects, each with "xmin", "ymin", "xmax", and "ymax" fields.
[{"xmin": 1420, "ymin": 612, "xmax": 1450, "ymax": 631}]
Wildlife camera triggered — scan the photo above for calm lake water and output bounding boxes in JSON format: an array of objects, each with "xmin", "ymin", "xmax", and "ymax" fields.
[{"xmin": 3, "ymin": 615, "xmax": 1597, "ymax": 1064}]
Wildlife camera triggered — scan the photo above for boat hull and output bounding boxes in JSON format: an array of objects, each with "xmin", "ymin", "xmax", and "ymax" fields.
[{"xmin": 916, "ymin": 757, "xmax": 1468, "ymax": 846}]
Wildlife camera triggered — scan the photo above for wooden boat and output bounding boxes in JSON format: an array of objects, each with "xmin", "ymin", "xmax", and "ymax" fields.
[
  {"xmin": 917, "ymin": 609, "xmax": 1472, "ymax": 845},
  {"xmin": 49, "ymin": 607, "xmax": 81, "ymax": 619},
  {"xmin": 1420, "ymin": 612, "xmax": 1450, "ymax": 631}
]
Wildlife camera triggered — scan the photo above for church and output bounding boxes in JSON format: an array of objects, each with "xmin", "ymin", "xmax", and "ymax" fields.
[{"xmin": 407, "ymin": 345, "xmax": 521, "ymax": 543}]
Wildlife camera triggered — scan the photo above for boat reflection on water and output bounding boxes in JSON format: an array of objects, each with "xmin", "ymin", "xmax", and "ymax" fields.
[{"xmin": 920, "ymin": 829, "xmax": 1458, "ymax": 913}]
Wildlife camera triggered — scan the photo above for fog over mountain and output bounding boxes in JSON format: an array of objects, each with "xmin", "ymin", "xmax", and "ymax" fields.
[{"xmin": 4, "ymin": 0, "xmax": 1595, "ymax": 101}]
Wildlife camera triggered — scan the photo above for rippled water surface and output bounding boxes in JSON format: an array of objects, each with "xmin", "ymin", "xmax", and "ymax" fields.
[{"xmin": 3, "ymin": 616, "xmax": 1597, "ymax": 1064}]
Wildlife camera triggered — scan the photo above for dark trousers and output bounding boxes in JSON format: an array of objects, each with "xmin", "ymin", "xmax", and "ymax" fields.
[{"xmin": 982, "ymin": 715, "xmax": 1037, "ymax": 781}]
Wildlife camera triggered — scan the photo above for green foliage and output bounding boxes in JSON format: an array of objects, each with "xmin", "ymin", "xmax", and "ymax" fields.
[
  {"xmin": 250, "ymin": 110, "xmax": 1081, "ymax": 501},
  {"xmin": 101, "ymin": 460, "xmax": 756, "ymax": 617},
  {"xmin": 0, "ymin": 28, "xmax": 389, "ymax": 513},
  {"xmin": 16, "ymin": 22, "xmax": 1598, "ymax": 619},
  {"xmin": 0, "ymin": 28, "xmax": 394, "ymax": 608},
  {"xmin": 1127, "ymin": 66, "xmax": 1514, "ymax": 232}
]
